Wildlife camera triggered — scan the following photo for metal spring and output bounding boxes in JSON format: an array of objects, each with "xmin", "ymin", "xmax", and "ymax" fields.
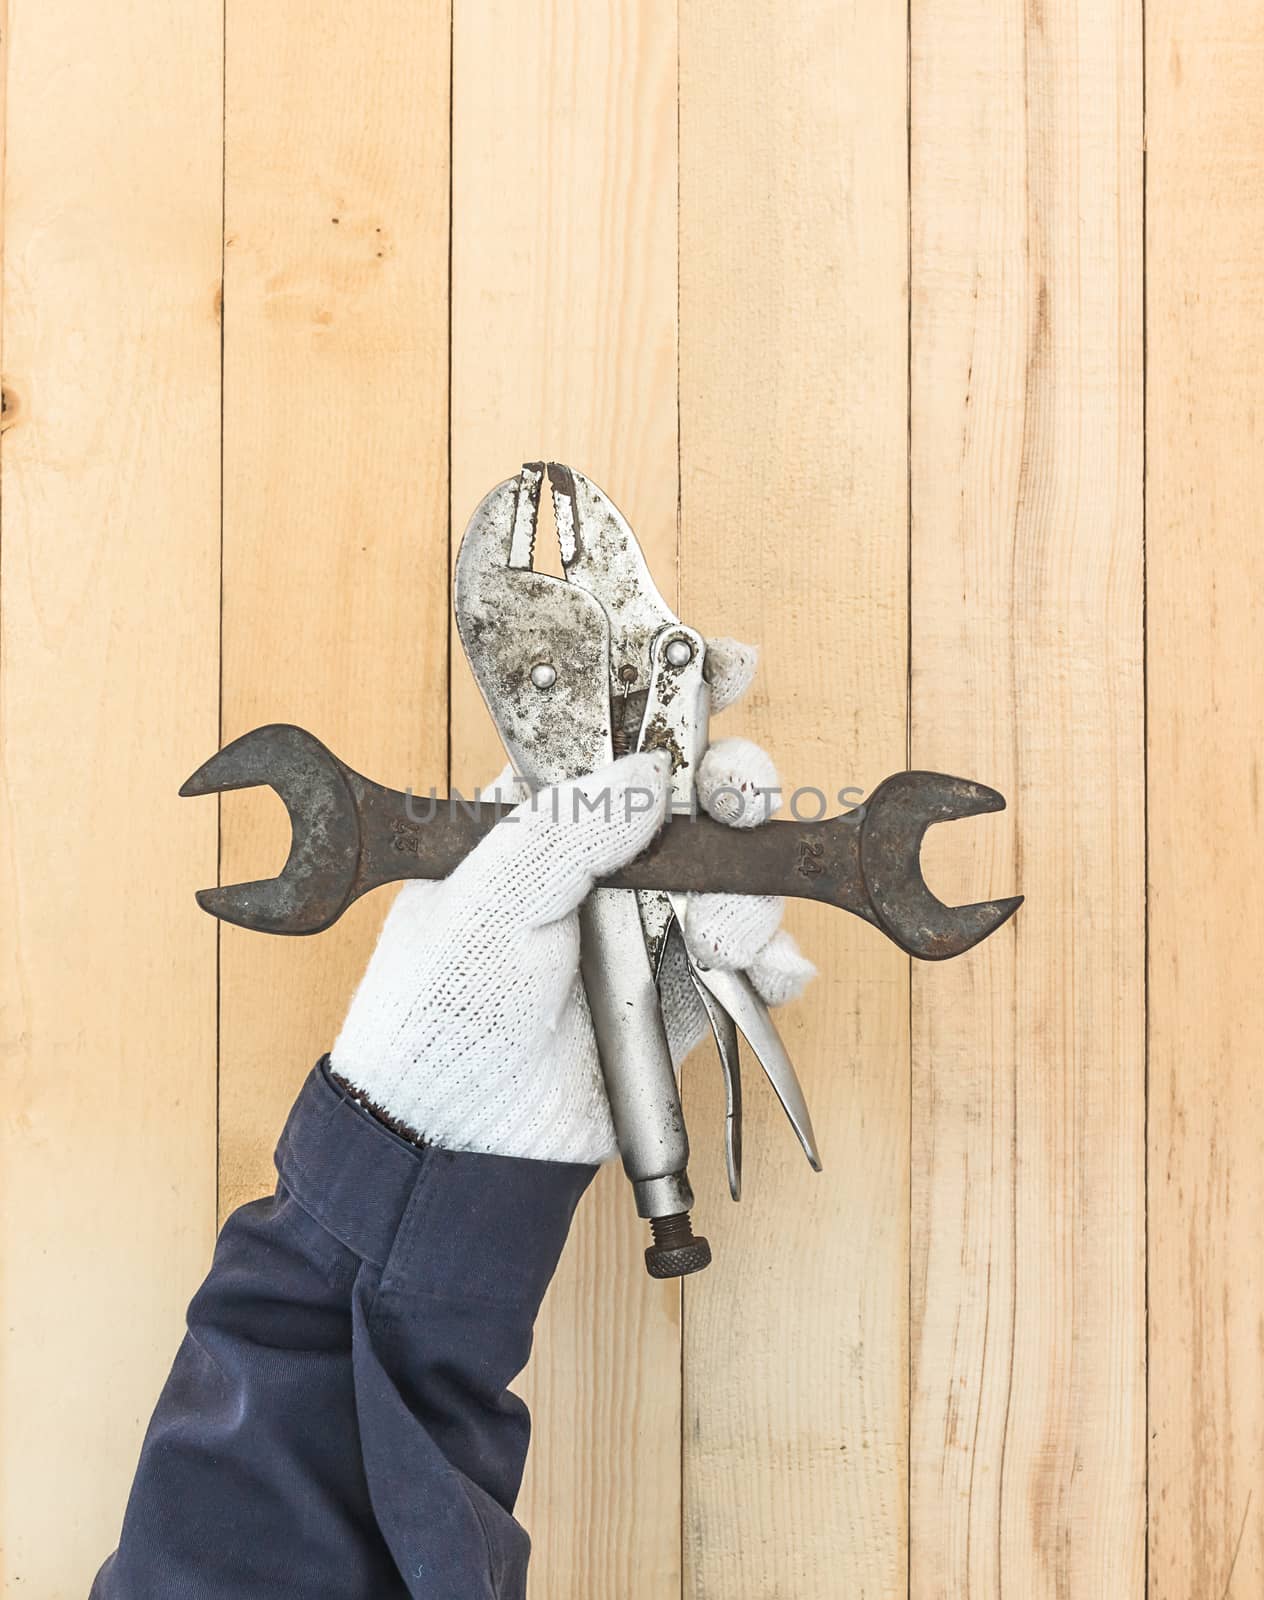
[{"xmin": 612, "ymin": 665, "xmax": 638, "ymax": 756}]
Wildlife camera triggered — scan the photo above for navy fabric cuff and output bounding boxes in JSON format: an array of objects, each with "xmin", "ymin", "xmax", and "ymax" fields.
[{"xmin": 276, "ymin": 1060, "xmax": 597, "ymax": 1312}]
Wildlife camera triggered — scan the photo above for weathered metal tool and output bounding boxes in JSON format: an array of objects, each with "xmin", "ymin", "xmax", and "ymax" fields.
[
  {"xmin": 180, "ymin": 723, "xmax": 1020, "ymax": 961},
  {"xmin": 182, "ymin": 465, "xmax": 1021, "ymax": 1278}
]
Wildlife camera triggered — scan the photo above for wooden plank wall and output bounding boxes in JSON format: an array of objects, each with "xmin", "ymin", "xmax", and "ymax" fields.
[
  {"xmin": 3, "ymin": 3, "xmax": 1262, "ymax": 1597},
  {"xmin": 449, "ymin": 6, "xmax": 681, "ymax": 1594},
  {"xmin": 1147, "ymin": 2, "xmax": 1264, "ymax": 1594},
  {"xmin": 678, "ymin": 5, "xmax": 910, "ymax": 1594},
  {"xmin": 219, "ymin": 0, "xmax": 451, "ymax": 1215},
  {"xmin": 0, "ymin": 2, "xmax": 222, "ymax": 1590},
  {"xmin": 909, "ymin": 4, "xmax": 1147, "ymax": 1597}
]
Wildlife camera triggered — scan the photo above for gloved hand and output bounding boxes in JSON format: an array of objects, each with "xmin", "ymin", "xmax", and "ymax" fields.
[{"xmin": 330, "ymin": 641, "xmax": 815, "ymax": 1165}]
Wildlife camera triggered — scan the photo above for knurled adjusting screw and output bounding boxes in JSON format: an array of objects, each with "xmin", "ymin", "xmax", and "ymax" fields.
[{"xmin": 644, "ymin": 1211, "xmax": 712, "ymax": 1278}]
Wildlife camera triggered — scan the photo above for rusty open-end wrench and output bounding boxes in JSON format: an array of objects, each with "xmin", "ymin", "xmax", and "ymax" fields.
[{"xmin": 181, "ymin": 721, "xmax": 1021, "ymax": 959}]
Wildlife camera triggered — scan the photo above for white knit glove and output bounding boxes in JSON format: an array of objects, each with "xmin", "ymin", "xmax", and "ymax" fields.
[{"xmin": 330, "ymin": 642, "xmax": 815, "ymax": 1164}]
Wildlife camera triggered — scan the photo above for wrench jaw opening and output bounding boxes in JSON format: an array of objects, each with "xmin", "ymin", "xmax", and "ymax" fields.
[
  {"xmin": 858, "ymin": 771, "xmax": 1024, "ymax": 961},
  {"xmin": 179, "ymin": 724, "xmax": 361, "ymax": 937}
]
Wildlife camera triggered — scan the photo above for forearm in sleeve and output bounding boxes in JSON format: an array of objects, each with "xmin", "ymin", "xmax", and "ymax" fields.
[{"xmin": 91, "ymin": 1060, "xmax": 594, "ymax": 1600}]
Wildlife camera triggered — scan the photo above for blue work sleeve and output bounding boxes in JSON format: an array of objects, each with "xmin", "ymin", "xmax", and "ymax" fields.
[{"xmin": 91, "ymin": 1059, "xmax": 595, "ymax": 1600}]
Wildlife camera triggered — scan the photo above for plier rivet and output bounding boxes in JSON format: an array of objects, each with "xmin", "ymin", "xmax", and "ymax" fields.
[{"xmin": 664, "ymin": 638, "xmax": 695, "ymax": 668}]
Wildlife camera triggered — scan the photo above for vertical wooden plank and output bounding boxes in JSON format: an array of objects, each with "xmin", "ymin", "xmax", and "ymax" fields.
[
  {"xmin": 0, "ymin": 0, "xmax": 221, "ymax": 1588},
  {"xmin": 219, "ymin": 0, "xmax": 450, "ymax": 1212},
  {"xmin": 909, "ymin": 2, "xmax": 1145, "ymax": 1594},
  {"xmin": 678, "ymin": 4, "xmax": 909, "ymax": 1594},
  {"xmin": 450, "ymin": 4, "xmax": 679, "ymax": 1594},
  {"xmin": 1147, "ymin": 6, "xmax": 1264, "ymax": 1594}
]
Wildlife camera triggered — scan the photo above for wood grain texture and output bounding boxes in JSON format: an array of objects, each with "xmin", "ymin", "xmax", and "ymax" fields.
[
  {"xmin": 219, "ymin": 0, "xmax": 450, "ymax": 1215},
  {"xmin": 6, "ymin": 4, "xmax": 1263, "ymax": 1591},
  {"xmin": 1146, "ymin": 5, "xmax": 1264, "ymax": 1595},
  {"xmin": 0, "ymin": 0, "xmax": 221, "ymax": 1588},
  {"xmin": 678, "ymin": 4, "xmax": 910, "ymax": 1594},
  {"xmin": 909, "ymin": 2, "xmax": 1146, "ymax": 1594},
  {"xmin": 449, "ymin": 4, "xmax": 681, "ymax": 1594}
]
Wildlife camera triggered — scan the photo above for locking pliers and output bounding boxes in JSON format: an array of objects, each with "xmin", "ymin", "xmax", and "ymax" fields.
[{"xmin": 456, "ymin": 463, "xmax": 822, "ymax": 1275}]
